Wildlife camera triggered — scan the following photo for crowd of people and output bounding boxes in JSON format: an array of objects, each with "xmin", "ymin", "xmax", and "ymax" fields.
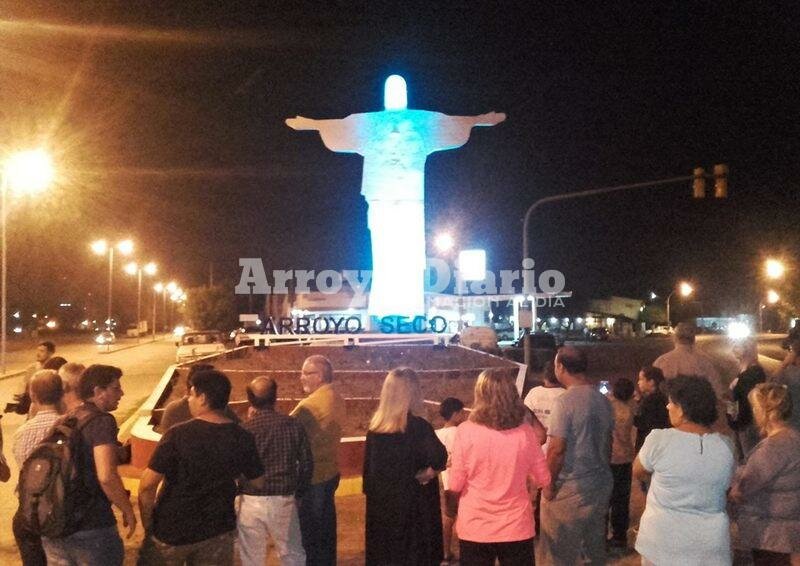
[{"xmin": 0, "ymin": 324, "xmax": 798, "ymax": 565}]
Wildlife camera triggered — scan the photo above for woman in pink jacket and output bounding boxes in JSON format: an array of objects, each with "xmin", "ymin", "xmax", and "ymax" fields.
[{"xmin": 449, "ymin": 369, "xmax": 551, "ymax": 565}]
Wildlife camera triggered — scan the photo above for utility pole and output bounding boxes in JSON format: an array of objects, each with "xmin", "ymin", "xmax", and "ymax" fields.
[{"xmin": 521, "ymin": 166, "xmax": 728, "ymax": 370}]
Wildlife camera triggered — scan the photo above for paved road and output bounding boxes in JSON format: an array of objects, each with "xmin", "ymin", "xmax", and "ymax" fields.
[{"xmin": 0, "ymin": 338, "xmax": 176, "ymax": 551}]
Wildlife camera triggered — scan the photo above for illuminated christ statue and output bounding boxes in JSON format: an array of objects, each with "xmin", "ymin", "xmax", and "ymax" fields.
[{"xmin": 287, "ymin": 75, "xmax": 505, "ymax": 320}]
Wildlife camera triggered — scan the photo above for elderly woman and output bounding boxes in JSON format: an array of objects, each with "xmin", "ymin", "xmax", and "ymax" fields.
[
  {"xmin": 363, "ymin": 368, "xmax": 447, "ymax": 565},
  {"xmin": 728, "ymin": 338, "xmax": 766, "ymax": 461},
  {"xmin": 449, "ymin": 369, "xmax": 550, "ymax": 565},
  {"xmin": 730, "ymin": 383, "xmax": 800, "ymax": 565},
  {"xmin": 634, "ymin": 375, "xmax": 736, "ymax": 565}
]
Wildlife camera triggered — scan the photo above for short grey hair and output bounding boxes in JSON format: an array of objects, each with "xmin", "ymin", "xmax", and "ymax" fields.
[
  {"xmin": 59, "ymin": 362, "xmax": 85, "ymax": 394},
  {"xmin": 304, "ymin": 355, "xmax": 334, "ymax": 383}
]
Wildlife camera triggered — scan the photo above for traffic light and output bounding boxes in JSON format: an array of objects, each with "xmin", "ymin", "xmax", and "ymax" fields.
[
  {"xmin": 714, "ymin": 163, "xmax": 728, "ymax": 198},
  {"xmin": 692, "ymin": 167, "xmax": 706, "ymax": 198}
]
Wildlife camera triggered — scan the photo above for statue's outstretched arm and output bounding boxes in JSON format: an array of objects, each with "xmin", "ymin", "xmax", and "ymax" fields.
[
  {"xmin": 285, "ymin": 114, "xmax": 363, "ymax": 153},
  {"xmin": 286, "ymin": 116, "xmax": 326, "ymax": 131},
  {"xmin": 427, "ymin": 111, "xmax": 507, "ymax": 153},
  {"xmin": 470, "ymin": 111, "xmax": 507, "ymax": 127}
]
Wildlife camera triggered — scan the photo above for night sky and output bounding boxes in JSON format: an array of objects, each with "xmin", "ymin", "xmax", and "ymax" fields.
[{"xmin": 1, "ymin": 3, "xmax": 798, "ymax": 320}]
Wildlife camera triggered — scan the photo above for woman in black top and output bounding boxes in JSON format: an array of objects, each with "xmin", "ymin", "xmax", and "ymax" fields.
[
  {"xmin": 363, "ymin": 368, "xmax": 447, "ymax": 565},
  {"xmin": 634, "ymin": 365, "xmax": 670, "ymax": 452}
]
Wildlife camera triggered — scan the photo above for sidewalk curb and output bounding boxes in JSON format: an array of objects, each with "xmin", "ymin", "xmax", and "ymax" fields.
[
  {"xmin": 1, "ymin": 336, "xmax": 169, "ymax": 379},
  {"xmin": 0, "ymin": 369, "xmax": 26, "ymax": 382},
  {"xmin": 98, "ymin": 336, "xmax": 168, "ymax": 356}
]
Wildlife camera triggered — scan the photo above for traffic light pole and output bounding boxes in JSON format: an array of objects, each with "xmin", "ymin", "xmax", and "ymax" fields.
[{"xmin": 521, "ymin": 169, "xmax": 726, "ymax": 370}]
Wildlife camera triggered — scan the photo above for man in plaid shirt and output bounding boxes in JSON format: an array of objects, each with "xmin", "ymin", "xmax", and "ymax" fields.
[
  {"xmin": 12, "ymin": 369, "xmax": 64, "ymax": 566},
  {"xmin": 237, "ymin": 376, "xmax": 313, "ymax": 566}
]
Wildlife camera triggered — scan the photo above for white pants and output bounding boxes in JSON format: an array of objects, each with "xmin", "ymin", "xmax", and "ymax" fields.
[{"xmin": 237, "ymin": 494, "xmax": 306, "ymax": 566}]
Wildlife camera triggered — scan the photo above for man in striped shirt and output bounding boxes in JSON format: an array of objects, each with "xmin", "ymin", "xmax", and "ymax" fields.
[{"xmin": 12, "ymin": 369, "xmax": 64, "ymax": 566}]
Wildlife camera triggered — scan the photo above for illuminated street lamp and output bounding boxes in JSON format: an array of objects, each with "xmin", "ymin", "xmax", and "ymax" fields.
[
  {"xmin": 125, "ymin": 261, "xmax": 157, "ymax": 343},
  {"xmin": 765, "ymin": 258, "xmax": 785, "ymax": 280},
  {"xmin": 2, "ymin": 149, "xmax": 55, "ymax": 373},
  {"xmin": 434, "ymin": 232, "xmax": 455, "ymax": 254},
  {"xmin": 666, "ymin": 281, "xmax": 694, "ymax": 328},
  {"xmin": 767, "ymin": 289, "xmax": 780, "ymax": 304},
  {"xmin": 91, "ymin": 239, "xmax": 134, "ymax": 329}
]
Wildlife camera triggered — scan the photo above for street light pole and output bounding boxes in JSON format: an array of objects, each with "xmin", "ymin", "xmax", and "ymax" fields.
[
  {"xmin": 521, "ymin": 174, "xmax": 701, "ymax": 369},
  {"xmin": 136, "ymin": 268, "xmax": 142, "ymax": 344},
  {"xmin": 666, "ymin": 290, "xmax": 675, "ymax": 328},
  {"xmin": 152, "ymin": 285, "xmax": 157, "ymax": 341},
  {"xmin": 125, "ymin": 261, "xmax": 156, "ymax": 344},
  {"xmin": 107, "ymin": 247, "xmax": 114, "ymax": 327},
  {"xmin": 1, "ymin": 174, "xmax": 8, "ymax": 374}
]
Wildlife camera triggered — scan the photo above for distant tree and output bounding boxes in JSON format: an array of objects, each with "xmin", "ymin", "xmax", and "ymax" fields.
[
  {"xmin": 638, "ymin": 304, "xmax": 667, "ymax": 326},
  {"xmin": 184, "ymin": 285, "xmax": 238, "ymax": 331},
  {"xmin": 776, "ymin": 281, "xmax": 800, "ymax": 327}
]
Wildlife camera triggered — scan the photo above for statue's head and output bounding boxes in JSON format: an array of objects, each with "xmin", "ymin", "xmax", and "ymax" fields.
[{"xmin": 384, "ymin": 75, "xmax": 408, "ymax": 111}]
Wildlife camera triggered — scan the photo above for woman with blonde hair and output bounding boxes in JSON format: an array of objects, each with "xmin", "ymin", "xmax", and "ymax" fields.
[
  {"xmin": 730, "ymin": 383, "xmax": 800, "ymax": 565},
  {"xmin": 449, "ymin": 369, "xmax": 550, "ymax": 565},
  {"xmin": 363, "ymin": 368, "xmax": 447, "ymax": 565}
]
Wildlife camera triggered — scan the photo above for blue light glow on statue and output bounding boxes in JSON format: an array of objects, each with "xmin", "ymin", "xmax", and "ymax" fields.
[{"xmin": 287, "ymin": 76, "xmax": 505, "ymax": 320}]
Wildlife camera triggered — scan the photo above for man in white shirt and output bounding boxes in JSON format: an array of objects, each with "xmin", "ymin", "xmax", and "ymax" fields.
[{"xmin": 523, "ymin": 361, "xmax": 565, "ymax": 453}]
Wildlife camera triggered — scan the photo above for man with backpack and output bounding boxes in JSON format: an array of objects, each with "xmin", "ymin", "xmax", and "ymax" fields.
[
  {"xmin": 12, "ymin": 369, "xmax": 64, "ymax": 565},
  {"xmin": 33, "ymin": 364, "xmax": 136, "ymax": 565}
]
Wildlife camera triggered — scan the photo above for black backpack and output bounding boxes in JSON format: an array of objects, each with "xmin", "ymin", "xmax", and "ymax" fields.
[{"xmin": 17, "ymin": 410, "xmax": 99, "ymax": 538}]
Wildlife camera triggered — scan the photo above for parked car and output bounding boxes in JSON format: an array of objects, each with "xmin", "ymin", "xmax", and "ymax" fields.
[
  {"xmin": 502, "ymin": 332, "xmax": 559, "ymax": 371},
  {"xmin": 647, "ymin": 325, "xmax": 672, "ymax": 336},
  {"xmin": 460, "ymin": 326, "xmax": 499, "ymax": 351},
  {"xmin": 587, "ymin": 327, "xmax": 609, "ymax": 341},
  {"xmin": 95, "ymin": 330, "xmax": 116, "ymax": 345},
  {"xmin": 176, "ymin": 330, "xmax": 226, "ymax": 363},
  {"xmin": 230, "ymin": 325, "xmax": 264, "ymax": 346},
  {"xmin": 492, "ymin": 321, "xmax": 516, "ymax": 342}
]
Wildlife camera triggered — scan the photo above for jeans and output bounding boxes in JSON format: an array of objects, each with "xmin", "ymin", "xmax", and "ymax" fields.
[
  {"xmin": 299, "ymin": 474, "xmax": 339, "ymax": 566},
  {"xmin": 237, "ymin": 494, "xmax": 306, "ymax": 566},
  {"xmin": 42, "ymin": 526, "xmax": 124, "ymax": 566},
  {"xmin": 537, "ymin": 478, "xmax": 613, "ymax": 566},
  {"xmin": 13, "ymin": 509, "xmax": 46, "ymax": 566},
  {"xmin": 460, "ymin": 538, "xmax": 534, "ymax": 566},
  {"xmin": 608, "ymin": 463, "xmax": 632, "ymax": 542},
  {"xmin": 137, "ymin": 530, "xmax": 234, "ymax": 566},
  {"xmin": 752, "ymin": 548, "xmax": 791, "ymax": 566}
]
